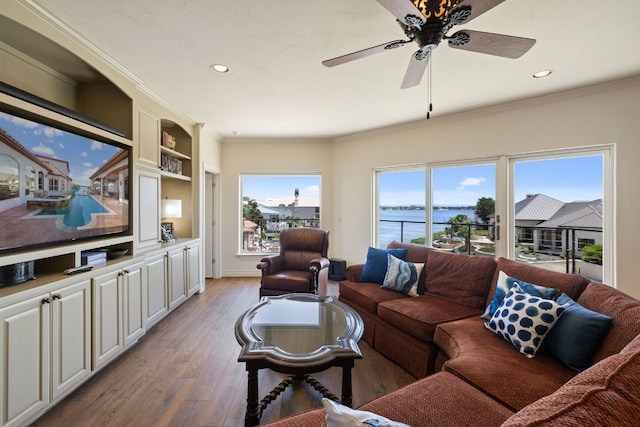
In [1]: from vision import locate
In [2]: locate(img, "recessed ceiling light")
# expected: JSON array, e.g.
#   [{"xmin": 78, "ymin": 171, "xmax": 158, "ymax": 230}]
[
  {"xmin": 210, "ymin": 64, "xmax": 229, "ymax": 74},
  {"xmin": 533, "ymin": 69, "xmax": 552, "ymax": 78}
]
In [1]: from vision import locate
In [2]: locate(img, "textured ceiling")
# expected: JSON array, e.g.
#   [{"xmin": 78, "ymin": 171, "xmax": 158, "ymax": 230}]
[{"xmin": 30, "ymin": 0, "xmax": 640, "ymax": 139}]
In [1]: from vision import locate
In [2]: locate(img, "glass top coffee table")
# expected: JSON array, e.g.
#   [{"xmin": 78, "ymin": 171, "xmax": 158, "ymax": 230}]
[{"xmin": 235, "ymin": 293, "xmax": 363, "ymax": 427}]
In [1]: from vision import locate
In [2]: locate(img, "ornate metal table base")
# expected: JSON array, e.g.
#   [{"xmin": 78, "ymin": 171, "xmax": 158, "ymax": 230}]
[
  {"xmin": 235, "ymin": 295, "xmax": 363, "ymax": 427},
  {"xmin": 244, "ymin": 361, "xmax": 354, "ymax": 427}
]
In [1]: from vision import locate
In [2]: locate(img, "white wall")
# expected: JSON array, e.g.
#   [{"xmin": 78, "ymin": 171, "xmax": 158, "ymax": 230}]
[{"xmin": 220, "ymin": 138, "xmax": 334, "ymax": 276}]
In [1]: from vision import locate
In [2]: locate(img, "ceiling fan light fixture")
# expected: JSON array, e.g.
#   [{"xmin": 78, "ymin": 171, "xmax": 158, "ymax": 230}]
[
  {"xmin": 412, "ymin": 0, "xmax": 462, "ymax": 21},
  {"xmin": 210, "ymin": 64, "xmax": 229, "ymax": 74},
  {"xmin": 533, "ymin": 69, "xmax": 552, "ymax": 78}
]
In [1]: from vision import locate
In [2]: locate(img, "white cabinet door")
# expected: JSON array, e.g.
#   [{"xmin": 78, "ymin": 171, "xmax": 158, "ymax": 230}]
[
  {"xmin": 168, "ymin": 247, "xmax": 186, "ymax": 310},
  {"xmin": 186, "ymin": 242, "xmax": 201, "ymax": 296},
  {"xmin": 0, "ymin": 294, "xmax": 50, "ymax": 427},
  {"xmin": 123, "ymin": 261, "xmax": 146, "ymax": 347},
  {"xmin": 137, "ymin": 107, "xmax": 160, "ymax": 168},
  {"xmin": 50, "ymin": 279, "xmax": 91, "ymax": 401},
  {"xmin": 145, "ymin": 252, "xmax": 168, "ymax": 327},
  {"xmin": 92, "ymin": 270, "xmax": 123, "ymax": 369},
  {"xmin": 137, "ymin": 168, "xmax": 161, "ymax": 250}
]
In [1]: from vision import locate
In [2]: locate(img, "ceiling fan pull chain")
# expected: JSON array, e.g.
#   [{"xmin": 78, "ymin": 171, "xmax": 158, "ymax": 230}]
[{"xmin": 427, "ymin": 58, "xmax": 433, "ymax": 119}]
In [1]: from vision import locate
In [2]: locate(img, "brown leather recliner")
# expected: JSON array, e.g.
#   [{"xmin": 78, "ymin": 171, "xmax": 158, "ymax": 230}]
[{"xmin": 257, "ymin": 228, "xmax": 330, "ymax": 297}]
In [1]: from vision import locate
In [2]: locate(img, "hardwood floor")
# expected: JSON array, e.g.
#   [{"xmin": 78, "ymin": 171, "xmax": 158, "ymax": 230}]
[{"xmin": 30, "ymin": 278, "xmax": 415, "ymax": 427}]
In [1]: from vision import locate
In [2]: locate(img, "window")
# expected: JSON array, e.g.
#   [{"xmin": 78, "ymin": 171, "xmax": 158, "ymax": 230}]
[
  {"xmin": 38, "ymin": 171, "xmax": 44, "ymax": 190},
  {"xmin": 431, "ymin": 164, "xmax": 495, "ymax": 255},
  {"xmin": 25, "ymin": 166, "xmax": 35, "ymax": 196},
  {"xmin": 49, "ymin": 178, "xmax": 59, "ymax": 191},
  {"xmin": 378, "ymin": 168, "xmax": 425, "ymax": 249},
  {"xmin": 511, "ymin": 150, "xmax": 610, "ymax": 283},
  {"xmin": 240, "ymin": 174, "xmax": 321, "ymax": 253},
  {"xmin": 0, "ymin": 154, "xmax": 19, "ymax": 200},
  {"xmin": 376, "ymin": 162, "xmax": 496, "ymax": 256}
]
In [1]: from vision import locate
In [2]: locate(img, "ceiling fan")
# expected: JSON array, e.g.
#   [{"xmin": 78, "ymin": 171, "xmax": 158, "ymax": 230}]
[{"xmin": 322, "ymin": 0, "xmax": 536, "ymax": 90}]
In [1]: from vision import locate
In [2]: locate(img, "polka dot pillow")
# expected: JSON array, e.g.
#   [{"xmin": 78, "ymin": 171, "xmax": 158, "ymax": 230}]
[{"xmin": 484, "ymin": 283, "xmax": 569, "ymax": 358}]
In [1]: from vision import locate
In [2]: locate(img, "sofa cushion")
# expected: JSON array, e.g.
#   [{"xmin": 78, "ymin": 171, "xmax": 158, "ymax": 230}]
[
  {"xmin": 424, "ymin": 250, "xmax": 497, "ymax": 309},
  {"xmin": 576, "ymin": 281, "xmax": 640, "ymax": 363},
  {"xmin": 435, "ymin": 316, "xmax": 576, "ymax": 410},
  {"xmin": 358, "ymin": 372, "xmax": 515, "ymax": 427},
  {"xmin": 381, "ymin": 254, "xmax": 423, "ymax": 296},
  {"xmin": 544, "ymin": 293, "xmax": 613, "ymax": 372},
  {"xmin": 486, "ymin": 258, "xmax": 589, "ymax": 308},
  {"xmin": 500, "ymin": 333, "xmax": 640, "ymax": 427},
  {"xmin": 323, "ymin": 398, "xmax": 409, "ymax": 427},
  {"xmin": 484, "ymin": 284, "xmax": 568, "ymax": 358},
  {"xmin": 378, "ymin": 294, "xmax": 482, "ymax": 342},
  {"xmin": 339, "ymin": 281, "xmax": 408, "ymax": 315},
  {"xmin": 482, "ymin": 270, "xmax": 560, "ymax": 320},
  {"xmin": 359, "ymin": 247, "xmax": 408, "ymax": 284}
]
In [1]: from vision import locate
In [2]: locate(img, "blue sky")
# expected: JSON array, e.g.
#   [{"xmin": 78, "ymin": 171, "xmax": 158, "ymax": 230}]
[
  {"xmin": 240, "ymin": 156, "xmax": 603, "ymax": 206},
  {"xmin": 242, "ymin": 175, "xmax": 320, "ymax": 201},
  {"xmin": 0, "ymin": 111, "xmax": 122, "ymax": 187},
  {"xmin": 379, "ymin": 156, "xmax": 603, "ymax": 206}
]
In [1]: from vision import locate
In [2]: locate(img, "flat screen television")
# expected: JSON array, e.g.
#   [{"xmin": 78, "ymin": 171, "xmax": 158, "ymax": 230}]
[{"xmin": 0, "ymin": 89, "xmax": 131, "ymax": 255}]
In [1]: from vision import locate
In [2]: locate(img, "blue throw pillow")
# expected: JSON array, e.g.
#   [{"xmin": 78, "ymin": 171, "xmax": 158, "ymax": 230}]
[
  {"xmin": 482, "ymin": 271, "xmax": 559, "ymax": 320},
  {"xmin": 484, "ymin": 284, "xmax": 568, "ymax": 358},
  {"xmin": 359, "ymin": 247, "xmax": 408, "ymax": 284},
  {"xmin": 544, "ymin": 293, "xmax": 613, "ymax": 372}
]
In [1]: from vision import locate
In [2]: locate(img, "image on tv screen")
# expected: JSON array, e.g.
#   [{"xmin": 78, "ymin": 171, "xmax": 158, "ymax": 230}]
[{"xmin": 0, "ymin": 109, "xmax": 130, "ymax": 253}]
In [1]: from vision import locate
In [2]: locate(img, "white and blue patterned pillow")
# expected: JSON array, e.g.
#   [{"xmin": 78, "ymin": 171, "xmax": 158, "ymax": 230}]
[
  {"xmin": 323, "ymin": 398, "xmax": 410, "ymax": 427},
  {"xmin": 484, "ymin": 283, "xmax": 568, "ymax": 358},
  {"xmin": 482, "ymin": 271, "xmax": 560, "ymax": 320},
  {"xmin": 381, "ymin": 254, "xmax": 423, "ymax": 297}
]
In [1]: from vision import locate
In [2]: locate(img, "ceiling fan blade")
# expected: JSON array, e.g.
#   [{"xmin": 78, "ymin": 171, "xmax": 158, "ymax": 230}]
[
  {"xmin": 401, "ymin": 50, "xmax": 430, "ymax": 89},
  {"xmin": 375, "ymin": 0, "xmax": 425, "ymax": 26},
  {"xmin": 322, "ymin": 40, "xmax": 408, "ymax": 67},
  {"xmin": 454, "ymin": 0, "xmax": 506, "ymax": 23},
  {"xmin": 448, "ymin": 30, "xmax": 535, "ymax": 59}
]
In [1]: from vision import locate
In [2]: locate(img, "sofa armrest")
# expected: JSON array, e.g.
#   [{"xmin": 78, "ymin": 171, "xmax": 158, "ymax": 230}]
[{"xmin": 346, "ymin": 264, "xmax": 364, "ymax": 282}]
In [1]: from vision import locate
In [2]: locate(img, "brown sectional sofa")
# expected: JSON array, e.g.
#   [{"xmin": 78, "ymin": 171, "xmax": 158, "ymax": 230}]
[{"xmin": 265, "ymin": 241, "xmax": 640, "ymax": 426}]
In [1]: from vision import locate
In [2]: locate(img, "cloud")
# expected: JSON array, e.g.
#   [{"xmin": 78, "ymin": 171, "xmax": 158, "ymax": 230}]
[
  {"xmin": 459, "ymin": 177, "xmax": 486, "ymax": 188},
  {"xmin": 91, "ymin": 140, "xmax": 104, "ymax": 151},
  {"xmin": 299, "ymin": 185, "xmax": 320, "ymax": 196},
  {"xmin": 0, "ymin": 113, "xmax": 39, "ymax": 129},
  {"xmin": 43, "ymin": 127, "xmax": 63, "ymax": 138},
  {"xmin": 81, "ymin": 151, "xmax": 88, "ymax": 157},
  {"xmin": 31, "ymin": 143, "xmax": 56, "ymax": 156},
  {"xmin": 83, "ymin": 161, "xmax": 93, "ymax": 167}
]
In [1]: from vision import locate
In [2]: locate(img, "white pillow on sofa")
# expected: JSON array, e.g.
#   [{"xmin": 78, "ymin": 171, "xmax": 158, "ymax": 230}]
[{"xmin": 323, "ymin": 398, "xmax": 410, "ymax": 427}]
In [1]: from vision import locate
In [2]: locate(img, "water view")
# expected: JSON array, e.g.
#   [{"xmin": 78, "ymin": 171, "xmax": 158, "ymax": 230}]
[{"xmin": 379, "ymin": 207, "xmax": 476, "ymax": 248}]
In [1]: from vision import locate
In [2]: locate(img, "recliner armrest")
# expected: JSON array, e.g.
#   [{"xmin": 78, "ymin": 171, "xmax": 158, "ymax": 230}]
[
  {"xmin": 310, "ymin": 257, "xmax": 330, "ymax": 271},
  {"xmin": 257, "ymin": 255, "xmax": 284, "ymax": 275}
]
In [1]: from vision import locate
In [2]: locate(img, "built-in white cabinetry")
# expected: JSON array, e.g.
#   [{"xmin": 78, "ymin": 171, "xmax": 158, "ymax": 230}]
[
  {"xmin": 144, "ymin": 252, "xmax": 168, "ymax": 328},
  {"xmin": 168, "ymin": 247, "xmax": 187, "ymax": 310},
  {"xmin": 186, "ymin": 242, "xmax": 202, "ymax": 296},
  {"xmin": 0, "ymin": 279, "xmax": 91, "ymax": 427},
  {"xmin": 92, "ymin": 261, "xmax": 146, "ymax": 370},
  {"xmin": 137, "ymin": 107, "xmax": 161, "ymax": 168},
  {"xmin": 168, "ymin": 241, "xmax": 202, "ymax": 310},
  {"xmin": 136, "ymin": 167, "xmax": 162, "ymax": 251},
  {"xmin": 122, "ymin": 261, "xmax": 146, "ymax": 347},
  {"xmin": 92, "ymin": 269, "xmax": 123, "ymax": 369}
]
